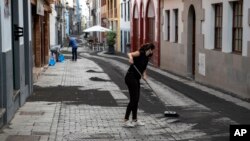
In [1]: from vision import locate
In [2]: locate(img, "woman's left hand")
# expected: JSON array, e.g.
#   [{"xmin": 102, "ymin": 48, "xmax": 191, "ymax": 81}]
[{"xmin": 143, "ymin": 73, "xmax": 147, "ymax": 80}]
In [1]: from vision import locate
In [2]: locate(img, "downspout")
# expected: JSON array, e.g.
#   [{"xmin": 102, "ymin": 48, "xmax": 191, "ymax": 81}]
[{"xmin": 157, "ymin": 0, "xmax": 161, "ymax": 67}]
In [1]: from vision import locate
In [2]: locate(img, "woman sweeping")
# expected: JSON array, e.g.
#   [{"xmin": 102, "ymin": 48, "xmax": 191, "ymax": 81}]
[{"xmin": 124, "ymin": 43, "xmax": 155, "ymax": 127}]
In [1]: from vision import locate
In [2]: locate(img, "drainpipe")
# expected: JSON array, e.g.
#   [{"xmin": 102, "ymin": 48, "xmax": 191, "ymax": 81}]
[{"xmin": 157, "ymin": 0, "xmax": 161, "ymax": 67}]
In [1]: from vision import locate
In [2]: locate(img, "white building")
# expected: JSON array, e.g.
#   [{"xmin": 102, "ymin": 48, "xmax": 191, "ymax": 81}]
[
  {"xmin": 50, "ymin": 4, "xmax": 58, "ymax": 46},
  {"xmin": 0, "ymin": 0, "xmax": 33, "ymax": 127},
  {"xmin": 120, "ymin": 0, "xmax": 131, "ymax": 53}
]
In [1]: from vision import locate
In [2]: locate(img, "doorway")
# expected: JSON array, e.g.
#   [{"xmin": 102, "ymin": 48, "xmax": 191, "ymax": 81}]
[
  {"xmin": 133, "ymin": 4, "xmax": 139, "ymax": 51},
  {"xmin": 11, "ymin": 0, "xmax": 21, "ymax": 91},
  {"xmin": 133, "ymin": 18, "xmax": 139, "ymax": 51},
  {"xmin": 140, "ymin": 4, "xmax": 144, "ymax": 46},
  {"xmin": 187, "ymin": 5, "xmax": 196, "ymax": 78}
]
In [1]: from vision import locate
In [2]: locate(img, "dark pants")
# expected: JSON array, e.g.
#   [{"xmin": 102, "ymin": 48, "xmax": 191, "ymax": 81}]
[
  {"xmin": 72, "ymin": 48, "xmax": 77, "ymax": 61},
  {"xmin": 125, "ymin": 72, "xmax": 140, "ymax": 120}
]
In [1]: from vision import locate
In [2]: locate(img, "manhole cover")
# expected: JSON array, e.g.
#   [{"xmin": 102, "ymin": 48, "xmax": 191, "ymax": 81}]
[
  {"xmin": 89, "ymin": 77, "xmax": 109, "ymax": 82},
  {"xmin": 19, "ymin": 111, "xmax": 44, "ymax": 116},
  {"xmin": 6, "ymin": 135, "xmax": 40, "ymax": 141}
]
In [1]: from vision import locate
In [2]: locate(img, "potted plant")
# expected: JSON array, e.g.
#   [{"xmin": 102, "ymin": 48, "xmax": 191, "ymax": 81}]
[{"xmin": 106, "ymin": 31, "xmax": 116, "ymax": 54}]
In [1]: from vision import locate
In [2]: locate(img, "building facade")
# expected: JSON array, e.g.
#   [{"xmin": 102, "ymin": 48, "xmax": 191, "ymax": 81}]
[
  {"xmin": 0, "ymin": 0, "xmax": 33, "ymax": 127},
  {"xmin": 131, "ymin": 0, "xmax": 161, "ymax": 66},
  {"xmin": 107, "ymin": 0, "xmax": 121, "ymax": 52},
  {"xmin": 50, "ymin": 4, "xmax": 58, "ymax": 46},
  {"xmin": 31, "ymin": 0, "xmax": 52, "ymax": 82},
  {"xmin": 120, "ymin": 0, "xmax": 131, "ymax": 53},
  {"xmin": 55, "ymin": 0, "xmax": 67, "ymax": 46},
  {"xmin": 160, "ymin": 0, "xmax": 250, "ymax": 98},
  {"xmin": 100, "ymin": 0, "xmax": 108, "ymax": 43}
]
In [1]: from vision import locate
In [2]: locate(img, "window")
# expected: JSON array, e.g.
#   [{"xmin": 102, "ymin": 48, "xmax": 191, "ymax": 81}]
[
  {"xmin": 128, "ymin": 31, "xmax": 130, "ymax": 43},
  {"xmin": 128, "ymin": 1, "xmax": 130, "ymax": 21},
  {"xmin": 214, "ymin": 3, "xmax": 223, "ymax": 50},
  {"xmin": 174, "ymin": 9, "xmax": 178, "ymax": 42},
  {"xmin": 124, "ymin": 31, "xmax": 127, "ymax": 49},
  {"xmin": 121, "ymin": 3, "xmax": 123, "ymax": 18},
  {"xmin": 101, "ymin": 0, "xmax": 106, "ymax": 6},
  {"xmin": 121, "ymin": 30, "xmax": 123, "ymax": 49},
  {"xmin": 232, "ymin": 0, "xmax": 243, "ymax": 53},
  {"xmin": 125, "ymin": 3, "xmax": 127, "ymax": 21},
  {"xmin": 114, "ymin": 0, "xmax": 117, "ymax": 8},
  {"xmin": 165, "ymin": 10, "xmax": 170, "ymax": 41}
]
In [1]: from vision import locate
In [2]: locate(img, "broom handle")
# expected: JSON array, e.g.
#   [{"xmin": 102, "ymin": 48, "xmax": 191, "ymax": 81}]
[
  {"xmin": 133, "ymin": 65, "xmax": 176, "ymax": 112},
  {"xmin": 133, "ymin": 65, "xmax": 160, "ymax": 98}
]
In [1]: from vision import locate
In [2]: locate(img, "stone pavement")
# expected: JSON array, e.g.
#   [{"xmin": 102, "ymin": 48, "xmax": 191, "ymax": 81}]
[{"xmin": 0, "ymin": 52, "xmax": 208, "ymax": 141}]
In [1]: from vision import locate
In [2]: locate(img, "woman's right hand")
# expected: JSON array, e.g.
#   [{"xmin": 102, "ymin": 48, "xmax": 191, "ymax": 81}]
[
  {"xmin": 127, "ymin": 51, "xmax": 140, "ymax": 64},
  {"xmin": 128, "ymin": 53, "xmax": 134, "ymax": 64},
  {"xmin": 129, "ymin": 58, "xmax": 134, "ymax": 64}
]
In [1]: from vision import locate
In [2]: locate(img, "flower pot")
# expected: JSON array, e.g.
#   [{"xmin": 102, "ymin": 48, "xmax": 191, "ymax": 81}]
[{"xmin": 108, "ymin": 45, "xmax": 115, "ymax": 54}]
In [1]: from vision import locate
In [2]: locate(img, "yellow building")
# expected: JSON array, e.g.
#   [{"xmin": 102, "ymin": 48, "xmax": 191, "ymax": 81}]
[{"xmin": 106, "ymin": 0, "xmax": 121, "ymax": 52}]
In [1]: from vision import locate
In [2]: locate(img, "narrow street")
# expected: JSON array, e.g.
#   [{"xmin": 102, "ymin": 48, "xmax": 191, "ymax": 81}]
[{"xmin": 0, "ymin": 47, "xmax": 249, "ymax": 141}]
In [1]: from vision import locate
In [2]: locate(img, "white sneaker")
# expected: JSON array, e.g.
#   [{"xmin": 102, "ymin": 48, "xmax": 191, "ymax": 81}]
[
  {"xmin": 123, "ymin": 121, "xmax": 135, "ymax": 128},
  {"xmin": 132, "ymin": 120, "xmax": 145, "ymax": 126}
]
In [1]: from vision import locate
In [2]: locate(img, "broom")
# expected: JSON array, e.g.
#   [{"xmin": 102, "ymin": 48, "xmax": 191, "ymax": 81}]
[{"xmin": 133, "ymin": 65, "xmax": 179, "ymax": 117}]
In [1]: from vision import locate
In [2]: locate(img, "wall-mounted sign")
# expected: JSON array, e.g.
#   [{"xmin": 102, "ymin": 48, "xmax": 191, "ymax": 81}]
[
  {"xmin": 37, "ymin": 0, "xmax": 44, "ymax": 16},
  {"xmin": 4, "ymin": 0, "xmax": 10, "ymax": 17},
  {"xmin": 198, "ymin": 53, "xmax": 206, "ymax": 76}
]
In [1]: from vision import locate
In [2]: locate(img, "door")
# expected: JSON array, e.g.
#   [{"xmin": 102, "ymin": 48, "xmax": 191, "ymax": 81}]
[
  {"xmin": 187, "ymin": 5, "xmax": 196, "ymax": 78},
  {"xmin": 133, "ymin": 18, "xmax": 139, "ymax": 51},
  {"xmin": 192, "ymin": 10, "xmax": 196, "ymax": 75},
  {"xmin": 11, "ymin": 0, "xmax": 21, "ymax": 91},
  {"xmin": 41, "ymin": 16, "xmax": 46, "ymax": 66},
  {"xmin": 147, "ymin": 17, "xmax": 155, "ymax": 43},
  {"xmin": 0, "ymin": 4, "xmax": 5, "ymax": 126},
  {"xmin": 140, "ymin": 5, "xmax": 144, "ymax": 46}
]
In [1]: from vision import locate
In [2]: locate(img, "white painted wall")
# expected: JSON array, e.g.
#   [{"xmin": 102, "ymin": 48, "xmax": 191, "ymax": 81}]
[
  {"xmin": 120, "ymin": 0, "xmax": 131, "ymax": 30},
  {"xmin": 50, "ymin": 4, "xmax": 57, "ymax": 46},
  {"xmin": 28, "ymin": 0, "xmax": 32, "ymax": 41},
  {"xmin": 162, "ymin": 0, "xmax": 184, "ymax": 44},
  {"xmin": 242, "ymin": 0, "xmax": 250, "ymax": 56},
  {"xmin": 202, "ymin": 0, "xmax": 250, "ymax": 56},
  {"xmin": 120, "ymin": 0, "xmax": 131, "ymax": 52},
  {"xmin": 0, "ymin": 0, "xmax": 12, "ymax": 52},
  {"xmin": 18, "ymin": 0, "xmax": 24, "ymax": 45}
]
